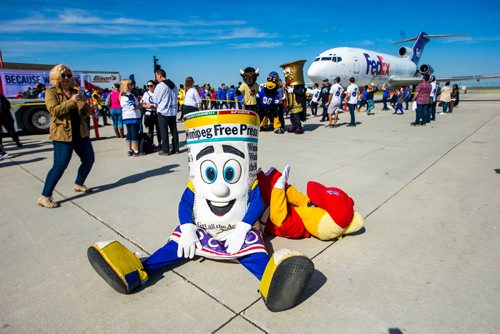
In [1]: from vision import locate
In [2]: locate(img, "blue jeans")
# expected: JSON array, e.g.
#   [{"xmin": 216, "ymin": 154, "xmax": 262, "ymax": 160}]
[
  {"xmin": 110, "ymin": 108, "xmax": 123, "ymax": 130},
  {"xmin": 321, "ymin": 102, "xmax": 328, "ymax": 120},
  {"xmin": 367, "ymin": 100, "xmax": 375, "ymax": 112},
  {"xmin": 42, "ymin": 138, "xmax": 95, "ymax": 197},
  {"xmin": 442, "ymin": 102, "xmax": 449, "ymax": 113},
  {"xmin": 395, "ymin": 103, "xmax": 404, "ymax": 114},
  {"xmin": 382, "ymin": 97, "xmax": 388, "ymax": 110},
  {"xmin": 125, "ymin": 122, "xmax": 140, "ymax": 143},
  {"xmin": 415, "ymin": 104, "xmax": 429, "ymax": 125},
  {"xmin": 348, "ymin": 103, "xmax": 356, "ymax": 125}
]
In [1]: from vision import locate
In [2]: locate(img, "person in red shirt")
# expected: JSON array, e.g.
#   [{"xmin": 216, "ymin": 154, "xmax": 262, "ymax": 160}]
[{"xmin": 411, "ymin": 74, "xmax": 432, "ymax": 126}]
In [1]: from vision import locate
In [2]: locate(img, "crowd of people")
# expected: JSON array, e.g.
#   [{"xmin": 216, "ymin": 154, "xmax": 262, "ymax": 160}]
[
  {"xmin": 0, "ymin": 62, "xmax": 467, "ymax": 207},
  {"xmin": 2, "ymin": 64, "xmax": 462, "ymax": 167},
  {"xmin": 310, "ymin": 75, "xmax": 461, "ymax": 128}
]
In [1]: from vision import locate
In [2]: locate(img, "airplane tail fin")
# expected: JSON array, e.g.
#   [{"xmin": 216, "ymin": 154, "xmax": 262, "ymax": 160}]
[{"xmin": 393, "ymin": 32, "xmax": 466, "ymax": 66}]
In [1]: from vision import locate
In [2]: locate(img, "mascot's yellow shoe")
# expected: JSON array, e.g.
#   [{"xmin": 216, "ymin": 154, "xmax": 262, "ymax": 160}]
[
  {"xmin": 259, "ymin": 249, "xmax": 314, "ymax": 312},
  {"xmin": 87, "ymin": 240, "xmax": 148, "ymax": 294}
]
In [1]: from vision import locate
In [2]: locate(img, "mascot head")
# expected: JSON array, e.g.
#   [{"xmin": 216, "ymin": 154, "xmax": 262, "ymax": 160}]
[
  {"xmin": 265, "ymin": 71, "xmax": 280, "ymax": 90},
  {"xmin": 240, "ymin": 67, "xmax": 260, "ymax": 86},
  {"xmin": 280, "ymin": 60, "xmax": 306, "ymax": 86},
  {"xmin": 306, "ymin": 182, "xmax": 354, "ymax": 229},
  {"xmin": 296, "ymin": 181, "xmax": 363, "ymax": 240},
  {"xmin": 184, "ymin": 110, "xmax": 260, "ymax": 236}
]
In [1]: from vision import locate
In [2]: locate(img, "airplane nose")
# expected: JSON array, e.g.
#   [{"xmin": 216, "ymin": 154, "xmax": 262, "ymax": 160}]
[{"xmin": 307, "ymin": 62, "xmax": 327, "ymax": 84}]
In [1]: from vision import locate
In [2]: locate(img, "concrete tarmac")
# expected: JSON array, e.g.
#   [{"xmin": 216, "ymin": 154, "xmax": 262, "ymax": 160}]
[{"xmin": 1, "ymin": 94, "xmax": 499, "ymax": 333}]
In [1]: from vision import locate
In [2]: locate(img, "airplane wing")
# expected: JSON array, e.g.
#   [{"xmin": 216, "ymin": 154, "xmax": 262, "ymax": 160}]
[
  {"xmin": 387, "ymin": 75, "xmax": 500, "ymax": 87},
  {"xmin": 433, "ymin": 75, "xmax": 500, "ymax": 83}
]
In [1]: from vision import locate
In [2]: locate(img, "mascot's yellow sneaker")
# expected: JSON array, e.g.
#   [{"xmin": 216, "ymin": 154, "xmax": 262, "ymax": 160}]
[
  {"xmin": 259, "ymin": 249, "xmax": 314, "ymax": 312},
  {"xmin": 87, "ymin": 240, "xmax": 148, "ymax": 294}
]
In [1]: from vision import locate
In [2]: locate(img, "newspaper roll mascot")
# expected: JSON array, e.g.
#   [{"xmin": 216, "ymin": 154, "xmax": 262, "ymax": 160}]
[
  {"xmin": 257, "ymin": 71, "xmax": 285, "ymax": 134},
  {"xmin": 87, "ymin": 110, "xmax": 314, "ymax": 312},
  {"xmin": 257, "ymin": 165, "xmax": 364, "ymax": 240},
  {"xmin": 281, "ymin": 60, "xmax": 307, "ymax": 134},
  {"xmin": 235, "ymin": 67, "xmax": 259, "ymax": 111}
]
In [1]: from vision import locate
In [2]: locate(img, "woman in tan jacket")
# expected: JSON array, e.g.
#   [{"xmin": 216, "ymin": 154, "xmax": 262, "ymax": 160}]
[
  {"xmin": 438, "ymin": 81, "xmax": 452, "ymax": 113},
  {"xmin": 38, "ymin": 64, "xmax": 95, "ymax": 208}
]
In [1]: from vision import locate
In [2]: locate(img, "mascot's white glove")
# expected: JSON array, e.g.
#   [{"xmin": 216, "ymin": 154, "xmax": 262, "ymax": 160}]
[
  {"xmin": 177, "ymin": 224, "xmax": 202, "ymax": 259},
  {"xmin": 274, "ymin": 165, "xmax": 291, "ymax": 190},
  {"xmin": 223, "ymin": 222, "xmax": 252, "ymax": 254}
]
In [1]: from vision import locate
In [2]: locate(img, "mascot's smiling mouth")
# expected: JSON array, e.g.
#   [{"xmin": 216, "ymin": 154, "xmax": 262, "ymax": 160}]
[{"xmin": 207, "ymin": 199, "xmax": 236, "ymax": 216}]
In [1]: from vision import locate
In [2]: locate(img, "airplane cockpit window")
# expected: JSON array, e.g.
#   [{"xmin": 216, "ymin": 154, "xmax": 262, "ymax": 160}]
[
  {"xmin": 314, "ymin": 57, "xmax": 320, "ymax": 62},
  {"xmin": 337, "ymin": 57, "xmax": 342, "ymax": 62},
  {"xmin": 332, "ymin": 57, "xmax": 337, "ymax": 62},
  {"xmin": 321, "ymin": 57, "xmax": 332, "ymax": 61}
]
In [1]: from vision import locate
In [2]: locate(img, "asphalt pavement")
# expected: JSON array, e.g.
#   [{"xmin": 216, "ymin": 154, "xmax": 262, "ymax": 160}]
[{"xmin": 0, "ymin": 94, "xmax": 499, "ymax": 333}]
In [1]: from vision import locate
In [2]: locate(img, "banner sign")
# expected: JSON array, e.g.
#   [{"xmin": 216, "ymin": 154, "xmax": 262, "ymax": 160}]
[
  {"xmin": 0, "ymin": 69, "xmax": 84, "ymax": 97},
  {"xmin": 84, "ymin": 72, "xmax": 120, "ymax": 90}
]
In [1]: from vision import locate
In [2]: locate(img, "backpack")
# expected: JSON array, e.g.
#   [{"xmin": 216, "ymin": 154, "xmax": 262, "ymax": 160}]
[{"xmin": 138, "ymin": 133, "xmax": 154, "ymax": 155}]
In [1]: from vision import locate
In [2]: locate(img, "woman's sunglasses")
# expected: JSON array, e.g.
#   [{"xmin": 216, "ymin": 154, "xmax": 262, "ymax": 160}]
[{"xmin": 61, "ymin": 73, "xmax": 72, "ymax": 79}]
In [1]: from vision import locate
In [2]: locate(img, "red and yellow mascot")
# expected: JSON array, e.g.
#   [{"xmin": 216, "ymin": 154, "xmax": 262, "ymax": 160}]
[{"xmin": 257, "ymin": 165, "xmax": 363, "ymax": 240}]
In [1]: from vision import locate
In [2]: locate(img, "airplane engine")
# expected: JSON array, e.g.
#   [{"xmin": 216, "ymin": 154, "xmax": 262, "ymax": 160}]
[
  {"xmin": 418, "ymin": 64, "xmax": 434, "ymax": 76},
  {"xmin": 398, "ymin": 46, "xmax": 413, "ymax": 59}
]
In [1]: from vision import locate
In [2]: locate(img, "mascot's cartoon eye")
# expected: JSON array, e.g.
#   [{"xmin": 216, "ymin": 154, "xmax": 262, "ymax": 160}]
[
  {"xmin": 200, "ymin": 160, "xmax": 217, "ymax": 184},
  {"xmin": 283, "ymin": 68, "xmax": 291, "ymax": 75},
  {"xmin": 223, "ymin": 159, "xmax": 241, "ymax": 184}
]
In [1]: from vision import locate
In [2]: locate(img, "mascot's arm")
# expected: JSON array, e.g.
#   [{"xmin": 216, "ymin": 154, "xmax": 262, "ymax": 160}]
[
  {"xmin": 284, "ymin": 185, "xmax": 309, "ymax": 207},
  {"xmin": 178, "ymin": 182, "xmax": 195, "ymax": 225},
  {"xmin": 242, "ymin": 181, "xmax": 265, "ymax": 225},
  {"xmin": 177, "ymin": 182, "xmax": 201, "ymax": 258}
]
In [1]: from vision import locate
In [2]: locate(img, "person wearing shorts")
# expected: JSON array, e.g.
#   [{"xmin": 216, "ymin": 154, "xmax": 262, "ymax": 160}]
[{"xmin": 325, "ymin": 77, "xmax": 344, "ymax": 128}]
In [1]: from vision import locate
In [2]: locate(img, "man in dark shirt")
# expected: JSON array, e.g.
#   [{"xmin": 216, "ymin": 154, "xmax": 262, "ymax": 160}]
[
  {"xmin": 319, "ymin": 79, "xmax": 331, "ymax": 121},
  {"xmin": 411, "ymin": 74, "xmax": 432, "ymax": 126}
]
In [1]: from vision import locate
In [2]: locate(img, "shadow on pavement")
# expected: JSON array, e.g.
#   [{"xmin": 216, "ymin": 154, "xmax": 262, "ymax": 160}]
[
  {"xmin": 0, "ymin": 157, "xmax": 46, "ymax": 168},
  {"xmin": 58, "ymin": 163, "xmax": 180, "ymax": 204},
  {"xmin": 297, "ymin": 269, "xmax": 327, "ymax": 306},
  {"xmin": 6, "ymin": 147, "xmax": 55, "ymax": 158}
]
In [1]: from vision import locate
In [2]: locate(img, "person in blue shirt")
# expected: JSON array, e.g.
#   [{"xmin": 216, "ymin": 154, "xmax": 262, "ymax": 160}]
[
  {"xmin": 227, "ymin": 85, "xmax": 236, "ymax": 109},
  {"xmin": 357, "ymin": 86, "xmax": 368, "ymax": 111},
  {"xmin": 215, "ymin": 88, "xmax": 221, "ymax": 109},
  {"xmin": 404, "ymin": 86, "xmax": 412, "ymax": 110},
  {"xmin": 200, "ymin": 86, "xmax": 206, "ymax": 110},
  {"xmin": 382, "ymin": 85, "xmax": 390, "ymax": 111},
  {"xmin": 218, "ymin": 84, "xmax": 228, "ymax": 109}
]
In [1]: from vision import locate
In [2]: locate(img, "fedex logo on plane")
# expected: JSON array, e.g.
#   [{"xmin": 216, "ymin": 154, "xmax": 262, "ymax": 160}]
[{"xmin": 363, "ymin": 53, "xmax": 390, "ymax": 76}]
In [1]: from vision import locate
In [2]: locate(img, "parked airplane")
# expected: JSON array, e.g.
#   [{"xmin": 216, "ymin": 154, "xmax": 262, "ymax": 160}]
[{"xmin": 307, "ymin": 32, "xmax": 500, "ymax": 88}]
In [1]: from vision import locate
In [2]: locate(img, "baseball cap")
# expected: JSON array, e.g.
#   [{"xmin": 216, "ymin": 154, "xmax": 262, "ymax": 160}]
[
  {"xmin": 322, "ymin": 78, "xmax": 329, "ymax": 82},
  {"xmin": 306, "ymin": 181, "xmax": 354, "ymax": 229}
]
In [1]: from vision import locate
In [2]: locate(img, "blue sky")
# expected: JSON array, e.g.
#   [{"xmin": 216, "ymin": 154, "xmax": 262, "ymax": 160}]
[{"xmin": 1, "ymin": 0, "xmax": 500, "ymax": 87}]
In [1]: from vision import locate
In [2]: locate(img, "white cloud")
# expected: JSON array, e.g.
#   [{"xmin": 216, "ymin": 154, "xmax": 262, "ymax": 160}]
[
  {"xmin": 359, "ymin": 39, "xmax": 375, "ymax": 46},
  {"xmin": 214, "ymin": 28, "xmax": 279, "ymax": 40},
  {"xmin": 232, "ymin": 42, "xmax": 283, "ymax": 49},
  {"xmin": 0, "ymin": 39, "xmax": 213, "ymax": 56},
  {"xmin": 443, "ymin": 35, "xmax": 500, "ymax": 44},
  {"xmin": 0, "ymin": 9, "xmax": 247, "ymax": 34}
]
